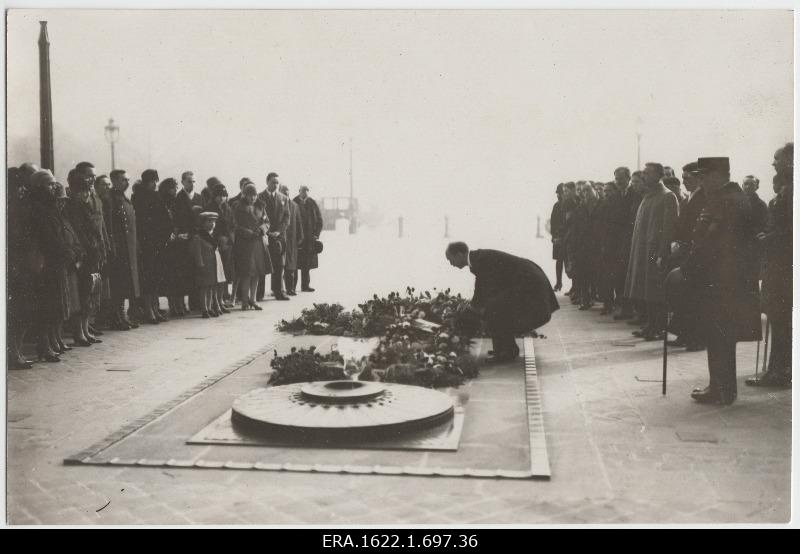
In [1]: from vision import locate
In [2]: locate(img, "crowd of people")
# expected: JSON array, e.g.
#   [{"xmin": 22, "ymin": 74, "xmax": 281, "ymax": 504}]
[
  {"xmin": 549, "ymin": 143, "xmax": 793, "ymax": 404},
  {"xmin": 6, "ymin": 163, "xmax": 324, "ymax": 369}
]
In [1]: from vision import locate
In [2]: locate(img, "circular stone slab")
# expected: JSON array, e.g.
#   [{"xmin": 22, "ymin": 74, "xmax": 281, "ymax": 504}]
[{"xmin": 231, "ymin": 381, "xmax": 455, "ymax": 442}]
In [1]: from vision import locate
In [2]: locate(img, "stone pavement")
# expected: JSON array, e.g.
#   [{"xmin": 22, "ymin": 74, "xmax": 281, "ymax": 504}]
[{"xmin": 6, "ymin": 287, "xmax": 793, "ymax": 525}]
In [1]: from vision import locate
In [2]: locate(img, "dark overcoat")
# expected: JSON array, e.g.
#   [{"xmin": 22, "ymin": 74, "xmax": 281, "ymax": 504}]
[
  {"xmin": 624, "ymin": 184, "xmax": 679, "ymax": 303},
  {"xmin": 549, "ymin": 200, "xmax": 566, "ymax": 260},
  {"xmin": 31, "ymin": 195, "xmax": 71, "ymax": 324},
  {"xmin": 188, "ymin": 232, "xmax": 219, "ymax": 288},
  {"xmin": 232, "ymin": 201, "xmax": 272, "ymax": 278},
  {"xmin": 209, "ymin": 200, "xmax": 236, "ymax": 282},
  {"xmin": 599, "ymin": 191, "xmax": 627, "ymax": 277},
  {"xmin": 469, "ymin": 249, "xmax": 560, "ymax": 335},
  {"xmin": 133, "ymin": 188, "xmax": 173, "ymax": 295},
  {"xmin": 569, "ymin": 200, "xmax": 601, "ymax": 277},
  {"xmin": 762, "ymin": 190, "xmax": 792, "ymax": 321},
  {"xmin": 681, "ymin": 182, "xmax": 761, "ymax": 342},
  {"xmin": 173, "ymin": 189, "xmax": 196, "ymax": 235},
  {"xmin": 107, "ymin": 190, "xmax": 140, "ymax": 298},
  {"xmin": 284, "ymin": 198, "xmax": 304, "ymax": 271},
  {"xmin": 294, "ymin": 196, "xmax": 323, "ymax": 270}
]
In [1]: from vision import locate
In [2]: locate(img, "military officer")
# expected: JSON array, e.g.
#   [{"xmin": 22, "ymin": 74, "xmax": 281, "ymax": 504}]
[{"xmin": 667, "ymin": 157, "xmax": 761, "ymax": 405}]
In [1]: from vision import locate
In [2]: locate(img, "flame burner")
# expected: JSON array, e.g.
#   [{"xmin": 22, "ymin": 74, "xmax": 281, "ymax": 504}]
[{"xmin": 231, "ymin": 380, "xmax": 455, "ymax": 442}]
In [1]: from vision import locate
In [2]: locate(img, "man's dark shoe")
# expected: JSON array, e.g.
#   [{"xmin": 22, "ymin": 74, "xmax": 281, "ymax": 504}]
[
  {"xmin": 692, "ymin": 388, "xmax": 736, "ymax": 405},
  {"xmin": 746, "ymin": 371, "xmax": 789, "ymax": 388},
  {"xmin": 274, "ymin": 294, "xmax": 291, "ymax": 301},
  {"xmin": 691, "ymin": 385, "xmax": 711, "ymax": 396},
  {"xmin": 301, "ymin": 287, "xmax": 315, "ymax": 292},
  {"xmin": 644, "ymin": 331, "xmax": 665, "ymax": 342},
  {"xmin": 692, "ymin": 388, "xmax": 722, "ymax": 404}
]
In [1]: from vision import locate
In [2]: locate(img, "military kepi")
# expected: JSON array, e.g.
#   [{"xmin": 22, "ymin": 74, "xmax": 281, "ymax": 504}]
[{"xmin": 697, "ymin": 157, "xmax": 730, "ymax": 173}]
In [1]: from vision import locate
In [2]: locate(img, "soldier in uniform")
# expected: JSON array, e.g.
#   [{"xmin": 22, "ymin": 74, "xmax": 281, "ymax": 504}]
[
  {"xmin": 667, "ymin": 157, "xmax": 761, "ymax": 405},
  {"xmin": 666, "ymin": 162, "xmax": 707, "ymax": 351},
  {"xmin": 107, "ymin": 169, "xmax": 140, "ymax": 330}
]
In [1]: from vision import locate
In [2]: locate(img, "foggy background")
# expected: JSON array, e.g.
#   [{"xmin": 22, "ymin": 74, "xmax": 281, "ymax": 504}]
[{"xmin": 6, "ymin": 9, "xmax": 794, "ymax": 280}]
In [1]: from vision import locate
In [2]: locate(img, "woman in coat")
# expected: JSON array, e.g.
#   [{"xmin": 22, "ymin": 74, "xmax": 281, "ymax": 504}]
[
  {"xmin": 133, "ymin": 171, "xmax": 174, "ymax": 324},
  {"xmin": 233, "ymin": 183, "xmax": 271, "ymax": 310},
  {"xmin": 65, "ymin": 169, "xmax": 103, "ymax": 346}
]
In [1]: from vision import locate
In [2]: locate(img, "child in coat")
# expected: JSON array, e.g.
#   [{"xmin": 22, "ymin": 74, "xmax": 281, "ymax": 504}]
[{"xmin": 189, "ymin": 212, "xmax": 224, "ymax": 318}]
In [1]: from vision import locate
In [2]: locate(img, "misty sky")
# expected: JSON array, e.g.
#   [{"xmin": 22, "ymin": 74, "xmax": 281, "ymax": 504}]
[{"xmin": 6, "ymin": 9, "xmax": 793, "ymax": 232}]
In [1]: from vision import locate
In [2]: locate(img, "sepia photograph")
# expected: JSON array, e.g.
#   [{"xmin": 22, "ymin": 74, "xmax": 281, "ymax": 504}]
[{"xmin": 3, "ymin": 3, "xmax": 795, "ymax": 527}]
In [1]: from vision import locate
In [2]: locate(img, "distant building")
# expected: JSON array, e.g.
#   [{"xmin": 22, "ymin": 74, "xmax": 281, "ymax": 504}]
[{"xmin": 320, "ymin": 196, "xmax": 359, "ymax": 234}]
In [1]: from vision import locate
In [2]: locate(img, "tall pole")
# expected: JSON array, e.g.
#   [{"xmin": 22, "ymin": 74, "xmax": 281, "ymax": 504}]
[
  {"xmin": 636, "ymin": 132, "xmax": 642, "ymax": 171},
  {"xmin": 111, "ymin": 142, "xmax": 116, "ymax": 170},
  {"xmin": 349, "ymin": 137, "xmax": 353, "ymax": 203},
  {"xmin": 38, "ymin": 21, "xmax": 54, "ymax": 171}
]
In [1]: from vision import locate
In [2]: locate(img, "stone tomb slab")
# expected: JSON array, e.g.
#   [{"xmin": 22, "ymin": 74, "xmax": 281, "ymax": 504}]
[
  {"xmin": 65, "ymin": 337, "xmax": 550, "ymax": 479},
  {"xmin": 188, "ymin": 408, "xmax": 466, "ymax": 451}
]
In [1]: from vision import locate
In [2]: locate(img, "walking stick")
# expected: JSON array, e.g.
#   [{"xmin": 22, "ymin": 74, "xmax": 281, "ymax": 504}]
[
  {"xmin": 662, "ymin": 279, "xmax": 669, "ymax": 396},
  {"xmin": 662, "ymin": 305, "xmax": 669, "ymax": 396},
  {"xmin": 761, "ymin": 316, "xmax": 770, "ymax": 374}
]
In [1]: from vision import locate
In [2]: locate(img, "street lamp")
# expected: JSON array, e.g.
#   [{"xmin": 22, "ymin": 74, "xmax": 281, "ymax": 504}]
[{"xmin": 104, "ymin": 117, "xmax": 120, "ymax": 170}]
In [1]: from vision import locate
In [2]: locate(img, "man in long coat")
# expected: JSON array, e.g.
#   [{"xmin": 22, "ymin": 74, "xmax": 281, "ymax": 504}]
[
  {"xmin": 549, "ymin": 184, "xmax": 567, "ymax": 292},
  {"xmin": 669, "ymin": 157, "xmax": 761, "ymax": 405},
  {"xmin": 258, "ymin": 172, "xmax": 291, "ymax": 300},
  {"xmin": 293, "ymin": 186, "xmax": 323, "ymax": 292},
  {"xmin": 76, "ymin": 162, "xmax": 111, "ymax": 334},
  {"xmin": 612, "ymin": 167, "xmax": 641, "ymax": 320},
  {"xmin": 107, "ymin": 169, "xmax": 140, "ymax": 330},
  {"xmin": 446, "ymin": 242, "xmax": 560, "ymax": 362},
  {"xmin": 623, "ymin": 162, "xmax": 679, "ymax": 340},
  {"xmin": 279, "ymin": 185, "xmax": 304, "ymax": 295},
  {"xmin": 599, "ymin": 180, "xmax": 627, "ymax": 314},
  {"xmin": 747, "ymin": 144, "xmax": 793, "ymax": 388}
]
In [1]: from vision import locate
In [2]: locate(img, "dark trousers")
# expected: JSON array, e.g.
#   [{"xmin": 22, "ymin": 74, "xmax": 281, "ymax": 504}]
[
  {"xmin": 491, "ymin": 334, "xmax": 519, "ymax": 356},
  {"xmin": 284, "ymin": 270, "xmax": 297, "ymax": 293},
  {"xmin": 647, "ymin": 302, "xmax": 666, "ymax": 333},
  {"xmin": 706, "ymin": 323, "xmax": 738, "ymax": 397},
  {"xmin": 301, "ymin": 269, "xmax": 311, "ymax": 290},
  {"xmin": 268, "ymin": 242, "xmax": 284, "ymax": 295},
  {"xmin": 555, "ymin": 259, "xmax": 563, "ymax": 286},
  {"xmin": 768, "ymin": 313, "xmax": 791, "ymax": 375},
  {"xmin": 256, "ymin": 276, "xmax": 265, "ymax": 301}
]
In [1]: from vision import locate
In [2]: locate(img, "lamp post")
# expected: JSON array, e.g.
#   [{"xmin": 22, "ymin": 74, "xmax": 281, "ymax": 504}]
[
  {"xmin": 38, "ymin": 21, "xmax": 54, "ymax": 171},
  {"xmin": 104, "ymin": 118, "xmax": 120, "ymax": 170}
]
